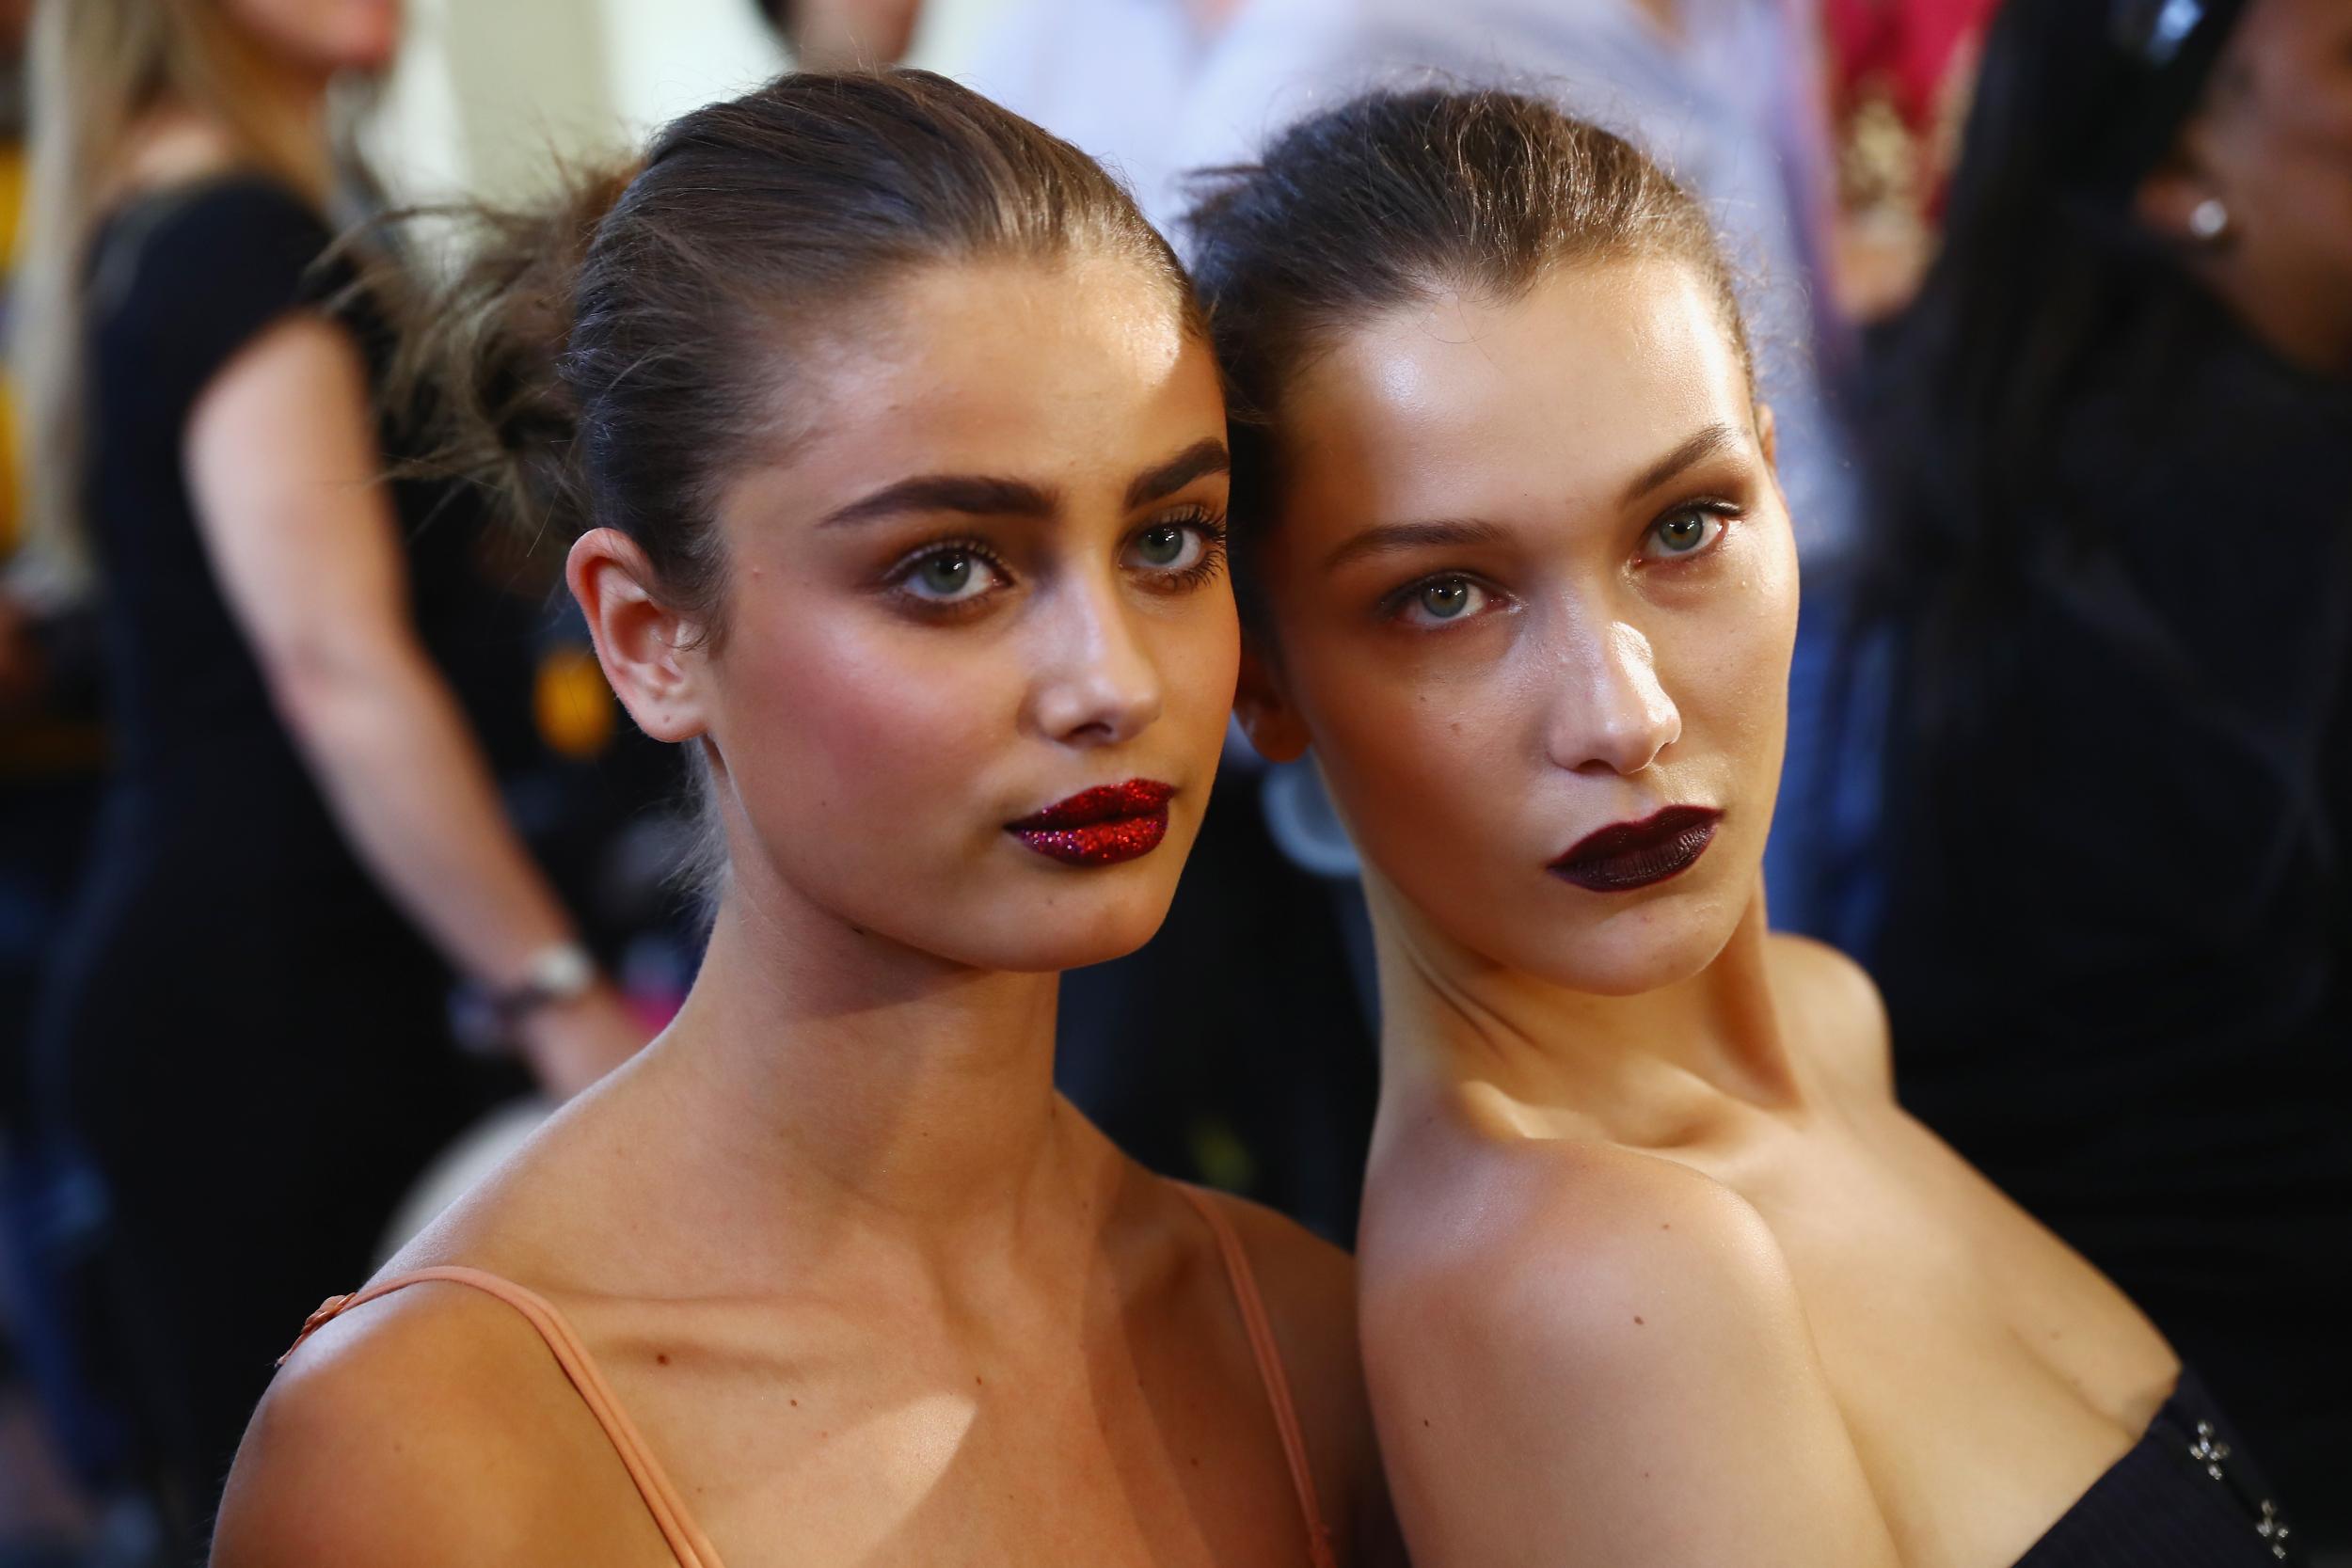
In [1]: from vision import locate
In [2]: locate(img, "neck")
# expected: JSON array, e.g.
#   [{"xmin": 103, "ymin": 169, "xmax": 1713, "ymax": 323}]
[
  {"xmin": 645, "ymin": 864, "xmax": 1079, "ymax": 1247},
  {"xmin": 138, "ymin": 51, "xmax": 336, "ymax": 205},
  {"xmin": 1370, "ymin": 870, "xmax": 1804, "ymax": 1140}
]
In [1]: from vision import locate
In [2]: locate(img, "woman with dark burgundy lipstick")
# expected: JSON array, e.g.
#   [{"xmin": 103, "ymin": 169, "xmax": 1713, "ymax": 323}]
[
  {"xmin": 1187, "ymin": 88, "xmax": 2305, "ymax": 1566},
  {"xmin": 211, "ymin": 71, "xmax": 1400, "ymax": 1567}
]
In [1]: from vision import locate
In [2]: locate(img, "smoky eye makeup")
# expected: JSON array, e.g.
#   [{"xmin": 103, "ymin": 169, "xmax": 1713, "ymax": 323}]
[
  {"xmin": 1124, "ymin": 505, "xmax": 1232, "ymax": 593},
  {"xmin": 880, "ymin": 535, "xmax": 1016, "ymax": 614}
]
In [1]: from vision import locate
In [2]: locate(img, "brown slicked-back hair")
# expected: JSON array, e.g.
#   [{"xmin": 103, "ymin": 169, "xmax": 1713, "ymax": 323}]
[
  {"xmin": 406, "ymin": 68, "xmax": 1198, "ymax": 640},
  {"xmin": 1184, "ymin": 87, "xmax": 1749, "ymax": 624}
]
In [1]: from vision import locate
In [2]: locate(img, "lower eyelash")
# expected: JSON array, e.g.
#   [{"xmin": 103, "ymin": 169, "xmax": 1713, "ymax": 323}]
[
  {"xmin": 1144, "ymin": 515, "xmax": 1231, "ymax": 592},
  {"xmin": 1168, "ymin": 533, "xmax": 1230, "ymax": 590}
]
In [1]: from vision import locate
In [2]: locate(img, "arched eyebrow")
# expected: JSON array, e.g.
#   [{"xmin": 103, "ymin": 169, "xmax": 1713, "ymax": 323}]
[
  {"xmin": 1620, "ymin": 420, "xmax": 1748, "ymax": 505},
  {"xmin": 813, "ymin": 437, "xmax": 1230, "ymax": 530},
  {"xmin": 1125, "ymin": 437, "xmax": 1231, "ymax": 509},
  {"xmin": 818, "ymin": 474, "xmax": 1057, "ymax": 529},
  {"xmin": 1322, "ymin": 518, "xmax": 1507, "ymax": 574}
]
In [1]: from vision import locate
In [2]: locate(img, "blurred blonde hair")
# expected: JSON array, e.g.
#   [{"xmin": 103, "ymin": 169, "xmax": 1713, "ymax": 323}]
[{"xmin": 12, "ymin": 0, "xmax": 329, "ymax": 602}]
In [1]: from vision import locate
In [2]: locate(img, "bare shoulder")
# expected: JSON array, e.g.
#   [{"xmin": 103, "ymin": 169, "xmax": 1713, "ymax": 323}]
[
  {"xmin": 1361, "ymin": 1132, "xmax": 1806, "ymax": 1386},
  {"xmin": 210, "ymin": 1277, "xmax": 658, "ymax": 1568},
  {"xmin": 1184, "ymin": 1188, "xmax": 1405, "ymax": 1565},
  {"xmin": 1358, "ymin": 1129, "xmax": 1897, "ymax": 1566},
  {"xmin": 1769, "ymin": 932, "xmax": 1895, "ymax": 1098}
]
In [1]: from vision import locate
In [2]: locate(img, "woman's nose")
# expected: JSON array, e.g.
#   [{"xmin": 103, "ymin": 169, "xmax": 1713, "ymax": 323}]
[
  {"xmin": 1545, "ymin": 616, "xmax": 1679, "ymax": 777},
  {"xmin": 1025, "ymin": 574, "xmax": 1165, "ymax": 747}
]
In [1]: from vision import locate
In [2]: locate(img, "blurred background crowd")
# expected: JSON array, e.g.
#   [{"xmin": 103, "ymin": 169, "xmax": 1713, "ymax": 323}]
[{"xmin": 0, "ymin": 0, "xmax": 2344, "ymax": 1562}]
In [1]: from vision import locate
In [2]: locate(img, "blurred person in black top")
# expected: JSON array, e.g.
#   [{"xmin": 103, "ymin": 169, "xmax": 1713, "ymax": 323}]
[
  {"xmin": 13, "ymin": 0, "xmax": 647, "ymax": 1534},
  {"xmin": 1848, "ymin": 0, "xmax": 2352, "ymax": 1536}
]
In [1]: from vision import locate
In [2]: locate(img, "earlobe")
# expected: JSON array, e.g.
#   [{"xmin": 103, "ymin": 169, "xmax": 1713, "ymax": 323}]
[
  {"xmin": 565, "ymin": 528, "xmax": 709, "ymax": 744},
  {"xmin": 2134, "ymin": 136, "xmax": 2225, "ymax": 248},
  {"xmin": 1232, "ymin": 639, "xmax": 1311, "ymax": 764}
]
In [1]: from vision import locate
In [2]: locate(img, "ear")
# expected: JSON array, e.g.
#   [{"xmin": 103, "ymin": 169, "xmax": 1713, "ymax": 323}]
[
  {"xmin": 1232, "ymin": 636, "xmax": 1310, "ymax": 764},
  {"xmin": 1753, "ymin": 400, "xmax": 1780, "ymax": 473},
  {"xmin": 2134, "ymin": 128, "xmax": 2226, "ymax": 246},
  {"xmin": 566, "ymin": 528, "xmax": 711, "ymax": 745}
]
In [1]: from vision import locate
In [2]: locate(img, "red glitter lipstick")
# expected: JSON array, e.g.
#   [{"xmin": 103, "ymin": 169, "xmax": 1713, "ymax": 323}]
[
  {"xmin": 1008, "ymin": 779, "xmax": 1174, "ymax": 866},
  {"xmin": 1549, "ymin": 806, "xmax": 1722, "ymax": 892}
]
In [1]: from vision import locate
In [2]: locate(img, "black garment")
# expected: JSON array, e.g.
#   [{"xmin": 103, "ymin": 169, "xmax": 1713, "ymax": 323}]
[
  {"xmin": 2019, "ymin": 1369, "xmax": 2301, "ymax": 1566},
  {"xmin": 1866, "ymin": 279, "xmax": 2352, "ymax": 1534},
  {"xmin": 29, "ymin": 177, "xmax": 499, "ymax": 1524}
]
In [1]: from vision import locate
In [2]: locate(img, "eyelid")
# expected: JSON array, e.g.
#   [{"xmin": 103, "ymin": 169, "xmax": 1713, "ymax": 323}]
[
  {"xmin": 881, "ymin": 536, "xmax": 1016, "ymax": 611},
  {"xmin": 1126, "ymin": 507, "xmax": 1232, "ymax": 590},
  {"xmin": 1378, "ymin": 570, "xmax": 1509, "ymax": 626},
  {"xmin": 1637, "ymin": 502, "xmax": 1739, "ymax": 563}
]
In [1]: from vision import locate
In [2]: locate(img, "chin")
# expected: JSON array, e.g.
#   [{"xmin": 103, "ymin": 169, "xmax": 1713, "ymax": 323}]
[
  {"xmin": 923, "ymin": 877, "xmax": 1182, "ymax": 974},
  {"xmin": 1448, "ymin": 881, "xmax": 1744, "ymax": 997}
]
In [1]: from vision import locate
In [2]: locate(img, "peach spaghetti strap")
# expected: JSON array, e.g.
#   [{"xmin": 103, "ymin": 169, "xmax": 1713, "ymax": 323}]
[
  {"xmin": 283, "ymin": 1267, "xmax": 726, "ymax": 1568},
  {"xmin": 1175, "ymin": 1183, "xmax": 1340, "ymax": 1568}
]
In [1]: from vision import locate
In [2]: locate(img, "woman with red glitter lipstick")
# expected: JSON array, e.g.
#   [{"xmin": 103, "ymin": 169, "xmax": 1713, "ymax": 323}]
[
  {"xmin": 1188, "ymin": 88, "xmax": 2304, "ymax": 1565},
  {"xmin": 214, "ymin": 71, "xmax": 1399, "ymax": 1567}
]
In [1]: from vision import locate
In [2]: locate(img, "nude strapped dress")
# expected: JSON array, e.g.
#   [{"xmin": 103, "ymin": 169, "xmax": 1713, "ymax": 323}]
[{"xmin": 282, "ymin": 1183, "xmax": 1339, "ymax": 1568}]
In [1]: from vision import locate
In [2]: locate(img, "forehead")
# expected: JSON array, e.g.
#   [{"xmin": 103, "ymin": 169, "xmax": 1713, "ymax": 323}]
[
  {"xmin": 780, "ymin": 252, "xmax": 1218, "ymax": 499},
  {"xmin": 1279, "ymin": 261, "xmax": 1752, "ymax": 522}
]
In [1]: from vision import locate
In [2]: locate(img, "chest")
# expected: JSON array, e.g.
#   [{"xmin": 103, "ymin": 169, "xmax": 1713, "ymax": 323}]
[
  {"xmin": 1723, "ymin": 1113, "xmax": 2180, "ymax": 1566},
  {"xmin": 562, "ymin": 1293, "xmax": 1320, "ymax": 1568}
]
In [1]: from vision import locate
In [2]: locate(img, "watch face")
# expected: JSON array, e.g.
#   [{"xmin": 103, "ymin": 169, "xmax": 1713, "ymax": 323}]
[{"xmin": 532, "ymin": 943, "xmax": 596, "ymax": 999}]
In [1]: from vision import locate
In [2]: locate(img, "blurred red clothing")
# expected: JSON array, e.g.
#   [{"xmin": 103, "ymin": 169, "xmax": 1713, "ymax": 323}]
[{"xmin": 1822, "ymin": 0, "xmax": 1995, "ymax": 133}]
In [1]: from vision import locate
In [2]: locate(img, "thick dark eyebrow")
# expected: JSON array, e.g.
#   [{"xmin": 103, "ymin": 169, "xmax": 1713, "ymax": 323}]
[
  {"xmin": 1124, "ymin": 438, "xmax": 1231, "ymax": 510},
  {"xmin": 1619, "ymin": 421, "xmax": 1748, "ymax": 506},
  {"xmin": 1322, "ymin": 518, "xmax": 1507, "ymax": 574},
  {"xmin": 817, "ymin": 474, "xmax": 1057, "ymax": 529}
]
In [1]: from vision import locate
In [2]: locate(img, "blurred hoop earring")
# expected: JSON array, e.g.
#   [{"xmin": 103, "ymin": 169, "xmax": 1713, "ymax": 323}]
[{"xmin": 2188, "ymin": 197, "xmax": 2232, "ymax": 244}]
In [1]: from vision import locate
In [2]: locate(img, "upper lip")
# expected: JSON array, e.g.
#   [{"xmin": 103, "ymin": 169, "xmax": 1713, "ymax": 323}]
[
  {"xmin": 1009, "ymin": 779, "xmax": 1175, "ymax": 830},
  {"xmin": 1550, "ymin": 805, "xmax": 1723, "ymax": 868}
]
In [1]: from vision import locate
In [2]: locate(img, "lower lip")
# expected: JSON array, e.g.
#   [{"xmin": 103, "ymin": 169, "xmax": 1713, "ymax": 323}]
[
  {"xmin": 1549, "ymin": 820, "xmax": 1717, "ymax": 893},
  {"xmin": 1009, "ymin": 812, "xmax": 1169, "ymax": 866}
]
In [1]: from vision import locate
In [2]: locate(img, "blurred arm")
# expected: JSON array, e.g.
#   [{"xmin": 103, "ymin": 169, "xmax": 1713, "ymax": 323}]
[{"xmin": 184, "ymin": 313, "xmax": 639, "ymax": 1094}]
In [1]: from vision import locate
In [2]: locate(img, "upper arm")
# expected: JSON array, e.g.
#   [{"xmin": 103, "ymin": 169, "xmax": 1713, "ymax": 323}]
[
  {"xmin": 1361, "ymin": 1154, "xmax": 1899, "ymax": 1568},
  {"xmin": 183, "ymin": 311, "xmax": 418, "ymax": 696},
  {"xmin": 209, "ymin": 1287, "xmax": 639, "ymax": 1568}
]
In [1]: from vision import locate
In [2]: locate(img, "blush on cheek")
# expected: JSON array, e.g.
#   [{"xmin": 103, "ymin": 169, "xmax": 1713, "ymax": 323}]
[{"xmin": 714, "ymin": 616, "xmax": 1022, "ymax": 907}]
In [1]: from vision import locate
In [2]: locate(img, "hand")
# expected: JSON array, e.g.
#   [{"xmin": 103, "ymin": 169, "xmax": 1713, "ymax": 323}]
[{"xmin": 515, "ymin": 983, "xmax": 650, "ymax": 1100}]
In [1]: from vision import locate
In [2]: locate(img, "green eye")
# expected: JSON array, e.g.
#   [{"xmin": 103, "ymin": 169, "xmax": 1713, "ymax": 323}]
[
  {"xmin": 1643, "ymin": 509, "xmax": 1728, "ymax": 562},
  {"xmin": 1137, "ymin": 525, "xmax": 1185, "ymax": 565},
  {"xmin": 1656, "ymin": 515, "xmax": 1707, "ymax": 552},
  {"xmin": 918, "ymin": 553, "xmax": 975, "ymax": 595},
  {"xmin": 1422, "ymin": 578, "xmax": 1471, "ymax": 619}
]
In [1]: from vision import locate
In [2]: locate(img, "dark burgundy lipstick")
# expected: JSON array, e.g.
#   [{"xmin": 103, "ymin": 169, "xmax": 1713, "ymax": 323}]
[
  {"xmin": 1009, "ymin": 779, "xmax": 1174, "ymax": 866},
  {"xmin": 1549, "ymin": 806, "xmax": 1722, "ymax": 893}
]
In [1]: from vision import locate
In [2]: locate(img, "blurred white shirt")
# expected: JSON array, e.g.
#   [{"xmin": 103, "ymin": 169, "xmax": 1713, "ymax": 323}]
[{"xmin": 961, "ymin": 0, "xmax": 1859, "ymax": 562}]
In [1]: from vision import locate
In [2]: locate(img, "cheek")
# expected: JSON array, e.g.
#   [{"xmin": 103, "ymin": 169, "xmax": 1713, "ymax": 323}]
[
  {"xmin": 1285, "ymin": 626, "xmax": 1530, "ymax": 866},
  {"xmin": 1672, "ymin": 544, "xmax": 1800, "ymax": 772},
  {"xmin": 715, "ymin": 611, "xmax": 1013, "ymax": 851}
]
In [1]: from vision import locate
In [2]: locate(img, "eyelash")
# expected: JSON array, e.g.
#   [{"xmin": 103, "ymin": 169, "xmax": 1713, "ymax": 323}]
[
  {"xmin": 1136, "ymin": 506, "xmax": 1232, "ymax": 594},
  {"xmin": 882, "ymin": 508, "xmax": 1232, "ymax": 615},
  {"xmin": 1638, "ymin": 502, "xmax": 1740, "ymax": 564},
  {"xmin": 1375, "ymin": 503, "xmax": 1740, "ymax": 628}
]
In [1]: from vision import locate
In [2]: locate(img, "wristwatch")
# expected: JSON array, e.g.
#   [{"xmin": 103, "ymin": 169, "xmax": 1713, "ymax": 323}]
[{"xmin": 491, "ymin": 941, "xmax": 598, "ymax": 1026}]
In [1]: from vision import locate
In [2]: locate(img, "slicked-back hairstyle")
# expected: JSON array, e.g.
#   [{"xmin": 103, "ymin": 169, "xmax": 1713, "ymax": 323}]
[
  {"xmin": 1184, "ymin": 87, "xmax": 1749, "ymax": 617},
  {"xmin": 403, "ymin": 68, "xmax": 1192, "ymax": 902},
  {"xmin": 407, "ymin": 68, "xmax": 1196, "ymax": 640}
]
